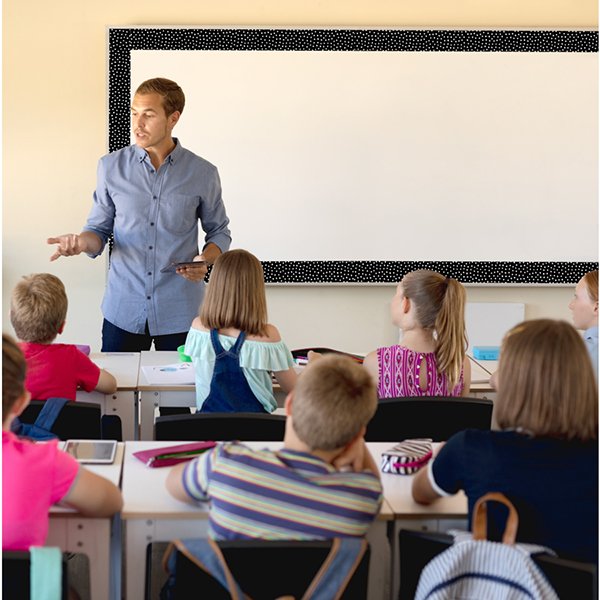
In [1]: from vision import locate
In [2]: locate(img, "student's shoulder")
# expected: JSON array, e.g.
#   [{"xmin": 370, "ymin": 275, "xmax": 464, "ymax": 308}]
[
  {"xmin": 190, "ymin": 317, "xmax": 209, "ymax": 332},
  {"xmin": 246, "ymin": 324, "xmax": 282, "ymax": 343}
]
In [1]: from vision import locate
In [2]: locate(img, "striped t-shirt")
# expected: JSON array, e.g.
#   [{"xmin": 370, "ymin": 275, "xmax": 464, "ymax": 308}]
[{"xmin": 182, "ymin": 442, "xmax": 383, "ymax": 540}]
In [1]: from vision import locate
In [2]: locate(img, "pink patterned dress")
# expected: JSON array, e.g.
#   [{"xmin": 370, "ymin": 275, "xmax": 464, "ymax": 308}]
[{"xmin": 376, "ymin": 345, "xmax": 464, "ymax": 398}]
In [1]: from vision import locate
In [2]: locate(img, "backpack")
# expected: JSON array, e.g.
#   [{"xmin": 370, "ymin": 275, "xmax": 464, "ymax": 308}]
[
  {"xmin": 415, "ymin": 492, "xmax": 559, "ymax": 600},
  {"xmin": 160, "ymin": 537, "xmax": 368, "ymax": 600},
  {"xmin": 11, "ymin": 397, "xmax": 68, "ymax": 441}
]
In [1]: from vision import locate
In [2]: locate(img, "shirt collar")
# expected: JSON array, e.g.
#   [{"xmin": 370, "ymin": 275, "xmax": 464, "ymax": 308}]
[
  {"xmin": 584, "ymin": 325, "xmax": 598, "ymax": 339},
  {"xmin": 135, "ymin": 137, "xmax": 182, "ymax": 164}
]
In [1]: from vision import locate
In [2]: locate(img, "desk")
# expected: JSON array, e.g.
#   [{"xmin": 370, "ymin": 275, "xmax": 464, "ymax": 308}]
[
  {"xmin": 138, "ymin": 352, "xmax": 196, "ymax": 440},
  {"xmin": 47, "ymin": 443, "xmax": 125, "ymax": 600},
  {"xmin": 368, "ymin": 442, "xmax": 468, "ymax": 600},
  {"xmin": 122, "ymin": 441, "xmax": 393, "ymax": 600},
  {"xmin": 76, "ymin": 353, "xmax": 141, "ymax": 440},
  {"xmin": 468, "ymin": 358, "xmax": 497, "ymax": 399}
]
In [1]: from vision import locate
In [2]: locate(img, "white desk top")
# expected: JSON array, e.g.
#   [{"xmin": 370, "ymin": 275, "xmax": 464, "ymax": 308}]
[
  {"xmin": 50, "ymin": 442, "xmax": 125, "ymax": 516},
  {"xmin": 90, "ymin": 352, "xmax": 141, "ymax": 390},
  {"xmin": 138, "ymin": 351, "xmax": 195, "ymax": 391},
  {"xmin": 368, "ymin": 442, "xmax": 467, "ymax": 519},
  {"xmin": 122, "ymin": 441, "xmax": 435, "ymax": 521}
]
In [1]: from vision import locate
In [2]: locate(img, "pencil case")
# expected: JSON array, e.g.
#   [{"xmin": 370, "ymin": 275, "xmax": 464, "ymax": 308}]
[
  {"xmin": 133, "ymin": 441, "xmax": 217, "ymax": 468},
  {"xmin": 380, "ymin": 439, "xmax": 433, "ymax": 475}
]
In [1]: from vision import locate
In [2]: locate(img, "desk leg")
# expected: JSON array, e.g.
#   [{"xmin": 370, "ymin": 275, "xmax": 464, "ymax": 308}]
[
  {"xmin": 47, "ymin": 517, "xmax": 112, "ymax": 600},
  {"xmin": 139, "ymin": 391, "xmax": 160, "ymax": 441},
  {"xmin": 124, "ymin": 518, "xmax": 210, "ymax": 600},
  {"xmin": 104, "ymin": 391, "xmax": 137, "ymax": 441},
  {"xmin": 366, "ymin": 520, "xmax": 391, "ymax": 600}
]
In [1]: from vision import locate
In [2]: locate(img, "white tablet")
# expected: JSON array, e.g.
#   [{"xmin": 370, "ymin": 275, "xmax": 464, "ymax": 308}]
[{"xmin": 64, "ymin": 440, "xmax": 117, "ymax": 464}]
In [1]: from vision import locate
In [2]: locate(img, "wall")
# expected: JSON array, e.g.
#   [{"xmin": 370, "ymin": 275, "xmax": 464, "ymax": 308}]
[{"xmin": 3, "ymin": 0, "xmax": 597, "ymax": 351}]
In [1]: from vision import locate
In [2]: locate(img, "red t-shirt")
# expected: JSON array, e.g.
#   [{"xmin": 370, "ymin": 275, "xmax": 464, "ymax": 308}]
[
  {"xmin": 2, "ymin": 430, "xmax": 79, "ymax": 550},
  {"xmin": 20, "ymin": 342, "xmax": 101, "ymax": 401}
]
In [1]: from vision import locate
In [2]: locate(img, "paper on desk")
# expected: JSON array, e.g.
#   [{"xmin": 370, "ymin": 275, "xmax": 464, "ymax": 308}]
[{"xmin": 141, "ymin": 363, "xmax": 196, "ymax": 385}]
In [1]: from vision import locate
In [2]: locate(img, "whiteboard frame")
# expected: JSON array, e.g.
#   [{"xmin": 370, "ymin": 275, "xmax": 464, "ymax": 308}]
[{"xmin": 107, "ymin": 26, "xmax": 598, "ymax": 284}]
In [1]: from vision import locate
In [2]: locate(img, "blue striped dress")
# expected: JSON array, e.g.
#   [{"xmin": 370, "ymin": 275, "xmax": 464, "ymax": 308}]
[{"xmin": 182, "ymin": 442, "xmax": 383, "ymax": 540}]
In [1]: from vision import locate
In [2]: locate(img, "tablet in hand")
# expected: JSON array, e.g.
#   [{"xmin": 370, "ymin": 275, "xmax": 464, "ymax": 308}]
[{"xmin": 160, "ymin": 260, "xmax": 206, "ymax": 274}]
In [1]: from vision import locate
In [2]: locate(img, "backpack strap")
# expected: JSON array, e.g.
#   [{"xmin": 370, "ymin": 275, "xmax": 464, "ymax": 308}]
[
  {"xmin": 302, "ymin": 537, "xmax": 368, "ymax": 600},
  {"xmin": 166, "ymin": 538, "xmax": 248, "ymax": 600},
  {"xmin": 30, "ymin": 546, "xmax": 63, "ymax": 600},
  {"xmin": 33, "ymin": 397, "xmax": 69, "ymax": 432},
  {"xmin": 472, "ymin": 492, "xmax": 519, "ymax": 545}
]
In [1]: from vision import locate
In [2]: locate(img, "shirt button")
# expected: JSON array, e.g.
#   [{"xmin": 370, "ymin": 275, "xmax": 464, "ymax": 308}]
[
  {"xmin": 147, "ymin": 272, "xmax": 152, "ymax": 276},
  {"xmin": 149, "ymin": 246, "xmax": 153, "ymax": 250},
  {"xmin": 147, "ymin": 296, "xmax": 151, "ymax": 300},
  {"xmin": 150, "ymin": 222, "xmax": 154, "ymax": 226},
  {"xmin": 153, "ymin": 196, "xmax": 157, "ymax": 200}
]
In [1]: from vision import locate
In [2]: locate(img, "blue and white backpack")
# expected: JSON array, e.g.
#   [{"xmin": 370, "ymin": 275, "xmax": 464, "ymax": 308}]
[{"xmin": 415, "ymin": 492, "xmax": 559, "ymax": 600}]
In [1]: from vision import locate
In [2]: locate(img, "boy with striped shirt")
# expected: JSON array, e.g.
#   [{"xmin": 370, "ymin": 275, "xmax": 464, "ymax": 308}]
[{"xmin": 166, "ymin": 354, "xmax": 383, "ymax": 539}]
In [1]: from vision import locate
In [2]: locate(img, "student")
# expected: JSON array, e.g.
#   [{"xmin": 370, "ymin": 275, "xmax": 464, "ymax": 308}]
[
  {"xmin": 363, "ymin": 270, "xmax": 471, "ymax": 398},
  {"xmin": 412, "ymin": 319, "xmax": 598, "ymax": 563},
  {"xmin": 569, "ymin": 269, "xmax": 598, "ymax": 378},
  {"xmin": 166, "ymin": 354, "xmax": 382, "ymax": 539},
  {"xmin": 10, "ymin": 273, "xmax": 117, "ymax": 400},
  {"xmin": 2, "ymin": 333, "xmax": 123, "ymax": 551},
  {"xmin": 184, "ymin": 249, "xmax": 297, "ymax": 412}
]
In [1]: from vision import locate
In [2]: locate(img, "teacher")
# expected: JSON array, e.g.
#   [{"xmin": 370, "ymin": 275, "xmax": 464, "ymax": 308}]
[{"xmin": 48, "ymin": 78, "xmax": 231, "ymax": 352}]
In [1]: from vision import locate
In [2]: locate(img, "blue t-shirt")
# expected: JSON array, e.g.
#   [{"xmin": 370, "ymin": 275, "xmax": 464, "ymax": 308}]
[{"xmin": 429, "ymin": 429, "xmax": 598, "ymax": 563}]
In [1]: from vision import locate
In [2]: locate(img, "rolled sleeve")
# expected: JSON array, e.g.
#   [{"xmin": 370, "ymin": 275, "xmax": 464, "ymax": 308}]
[
  {"xmin": 198, "ymin": 168, "xmax": 231, "ymax": 253},
  {"xmin": 82, "ymin": 159, "xmax": 115, "ymax": 257}
]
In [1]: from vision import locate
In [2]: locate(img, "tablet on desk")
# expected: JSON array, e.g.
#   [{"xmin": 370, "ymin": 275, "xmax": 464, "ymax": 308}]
[{"xmin": 64, "ymin": 440, "xmax": 117, "ymax": 464}]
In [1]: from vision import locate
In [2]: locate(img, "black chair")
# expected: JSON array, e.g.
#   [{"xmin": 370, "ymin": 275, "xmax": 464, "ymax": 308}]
[
  {"xmin": 154, "ymin": 412, "xmax": 287, "ymax": 441},
  {"xmin": 3, "ymin": 550, "xmax": 68, "ymax": 600},
  {"xmin": 365, "ymin": 396, "xmax": 493, "ymax": 441},
  {"xmin": 146, "ymin": 540, "xmax": 370, "ymax": 600},
  {"xmin": 19, "ymin": 400, "xmax": 103, "ymax": 440},
  {"xmin": 398, "ymin": 529, "xmax": 598, "ymax": 600}
]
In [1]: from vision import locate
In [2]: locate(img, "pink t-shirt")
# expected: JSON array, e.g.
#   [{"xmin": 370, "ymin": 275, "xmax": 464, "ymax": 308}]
[
  {"xmin": 20, "ymin": 342, "xmax": 101, "ymax": 401},
  {"xmin": 377, "ymin": 345, "xmax": 464, "ymax": 398},
  {"xmin": 2, "ymin": 430, "xmax": 79, "ymax": 550}
]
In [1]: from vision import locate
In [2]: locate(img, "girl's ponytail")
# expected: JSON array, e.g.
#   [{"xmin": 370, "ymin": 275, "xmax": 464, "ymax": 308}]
[{"xmin": 434, "ymin": 277, "xmax": 468, "ymax": 390}]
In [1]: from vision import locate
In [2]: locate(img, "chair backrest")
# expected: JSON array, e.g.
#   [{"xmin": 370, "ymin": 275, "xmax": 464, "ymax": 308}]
[
  {"xmin": 154, "ymin": 412, "xmax": 287, "ymax": 441},
  {"xmin": 146, "ymin": 540, "xmax": 370, "ymax": 599},
  {"xmin": 20, "ymin": 400, "xmax": 102, "ymax": 440},
  {"xmin": 398, "ymin": 529, "xmax": 598, "ymax": 600},
  {"xmin": 365, "ymin": 396, "xmax": 493, "ymax": 441},
  {"xmin": 3, "ymin": 550, "xmax": 68, "ymax": 600}
]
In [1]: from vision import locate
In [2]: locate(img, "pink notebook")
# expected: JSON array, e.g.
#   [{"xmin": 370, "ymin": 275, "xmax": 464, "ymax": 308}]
[{"xmin": 133, "ymin": 441, "xmax": 217, "ymax": 468}]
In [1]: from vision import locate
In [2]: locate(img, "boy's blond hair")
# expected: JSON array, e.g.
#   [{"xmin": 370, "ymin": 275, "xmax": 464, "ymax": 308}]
[
  {"xmin": 3, "ymin": 333, "xmax": 27, "ymax": 419},
  {"xmin": 200, "ymin": 249, "xmax": 268, "ymax": 337},
  {"xmin": 10, "ymin": 274, "xmax": 68, "ymax": 344},
  {"xmin": 495, "ymin": 319, "xmax": 597, "ymax": 441},
  {"xmin": 135, "ymin": 77, "xmax": 185, "ymax": 116},
  {"xmin": 292, "ymin": 355, "xmax": 377, "ymax": 451}
]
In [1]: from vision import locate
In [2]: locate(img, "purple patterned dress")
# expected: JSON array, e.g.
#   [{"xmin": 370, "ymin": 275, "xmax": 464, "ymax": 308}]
[{"xmin": 376, "ymin": 345, "xmax": 464, "ymax": 398}]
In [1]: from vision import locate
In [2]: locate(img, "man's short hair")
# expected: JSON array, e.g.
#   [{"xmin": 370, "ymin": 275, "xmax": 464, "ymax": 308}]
[
  {"xmin": 292, "ymin": 354, "xmax": 377, "ymax": 451},
  {"xmin": 10, "ymin": 273, "xmax": 68, "ymax": 344},
  {"xmin": 135, "ymin": 77, "xmax": 185, "ymax": 116}
]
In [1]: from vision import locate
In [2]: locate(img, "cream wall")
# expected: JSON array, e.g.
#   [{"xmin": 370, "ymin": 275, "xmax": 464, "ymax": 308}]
[{"xmin": 3, "ymin": 1, "xmax": 597, "ymax": 351}]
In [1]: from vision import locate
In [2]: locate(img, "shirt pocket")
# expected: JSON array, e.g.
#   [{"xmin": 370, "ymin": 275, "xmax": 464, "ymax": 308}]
[{"xmin": 159, "ymin": 194, "xmax": 200, "ymax": 234}]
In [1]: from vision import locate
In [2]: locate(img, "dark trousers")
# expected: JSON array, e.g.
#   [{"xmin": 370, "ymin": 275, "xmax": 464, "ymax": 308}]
[{"xmin": 101, "ymin": 319, "xmax": 188, "ymax": 352}]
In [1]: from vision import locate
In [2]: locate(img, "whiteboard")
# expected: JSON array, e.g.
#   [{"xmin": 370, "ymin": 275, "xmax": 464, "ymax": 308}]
[{"xmin": 109, "ymin": 28, "xmax": 599, "ymax": 283}]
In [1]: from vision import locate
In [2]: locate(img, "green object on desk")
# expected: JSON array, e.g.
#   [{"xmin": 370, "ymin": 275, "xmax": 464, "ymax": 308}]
[{"xmin": 177, "ymin": 345, "xmax": 192, "ymax": 362}]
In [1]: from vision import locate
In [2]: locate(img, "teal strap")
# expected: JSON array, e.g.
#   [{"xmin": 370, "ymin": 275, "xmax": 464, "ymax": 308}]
[
  {"xmin": 34, "ymin": 398, "xmax": 69, "ymax": 431},
  {"xmin": 30, "ymin": 546, "xmax": 62, "ymax": 600}
]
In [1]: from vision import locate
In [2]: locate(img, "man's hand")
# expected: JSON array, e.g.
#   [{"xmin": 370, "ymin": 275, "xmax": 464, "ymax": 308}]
[
  {"xmin": 47, "ymin": 234, "xmax": 85, "ymax": 261},
  {"xmin": 176, "ymin": 255, "xmax": 209, "ymax": 282}
]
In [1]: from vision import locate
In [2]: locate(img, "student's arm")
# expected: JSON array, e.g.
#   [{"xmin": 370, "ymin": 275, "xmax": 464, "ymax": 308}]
[
  {"xmin": 461, "ymin": 357, "xmax": 472, "ymax": 396},
  {"xmin": 95, "ymin": 369, "xmax": 118, "ymax": 394},
  {"xmin": 333, "ymin": 437, "xmax": 381, "ymax": 479},
  {"xmin": 362, "ymin": 351, "xmax": 379, "ymax": 386},
  {"xmin": 412, "ymin": 465, "xmax": 443, "ymax": 505},
  {"xmin": 165, "ymin": 463, "xmax": 196, "ymax": 504},
  {"xmin": 60, "ymin": 467, "xmax": 123, "ymax": 516},
  {"xmin": 273, "ymin": 368, "xmax": 297, "ymax": 394},
  {"xmin": 47, "ymin": 231, "xmax": 103, "ymax": 261}
]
